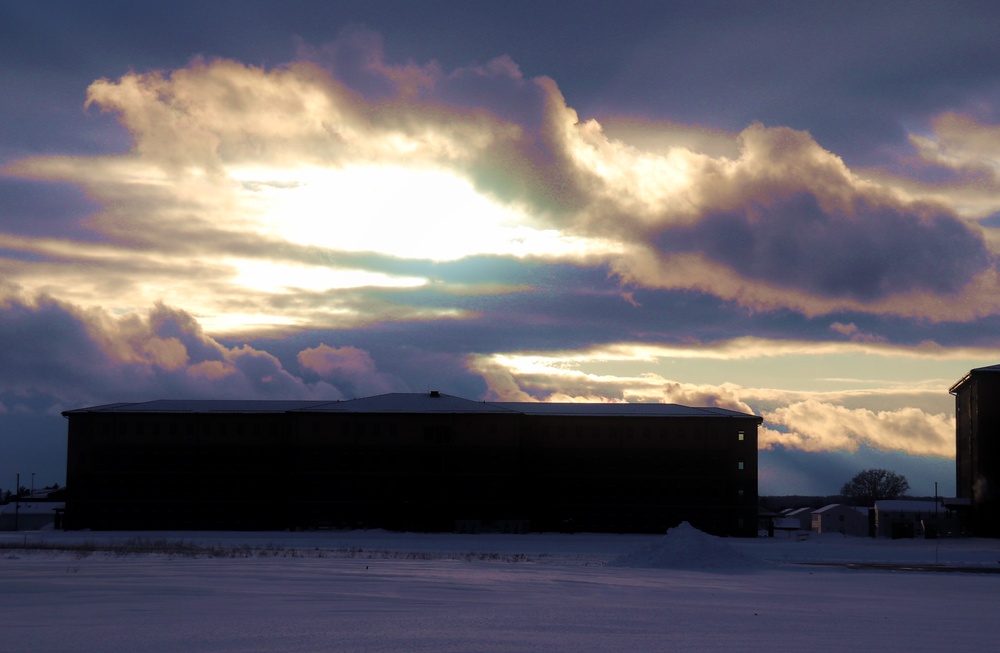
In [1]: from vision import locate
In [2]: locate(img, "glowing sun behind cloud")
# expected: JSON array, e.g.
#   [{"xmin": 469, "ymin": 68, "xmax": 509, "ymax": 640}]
[{"xmin": 234, "ymin": 164, "xmax": 614, "ymax": 262}]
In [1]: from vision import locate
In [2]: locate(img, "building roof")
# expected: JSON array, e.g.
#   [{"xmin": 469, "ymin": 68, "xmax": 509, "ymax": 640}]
[
  {"xmin": 300, "ymin": 392, "xmax": 516, "ymax": 414},
  {"xmin": 949, "ymin": 363, "xmax": 1000, "ymax": 394},
  {"xmin": 813, "ymin": 503, "xmax": 868, "ymax": 514},
  {"xmin": 493, "ymin": 402, "xmax": 759, "ymax": 419},
  {"xmin": 62, "ymin": 392, "xmax": 762, "ymax": 420},
  {"xmin": 874, "ymin": 499, "xmax": 944, "ymax": 513},
  {"xmin": 62, "ymin": 399, "xmax": 341, "ymax": 414}
]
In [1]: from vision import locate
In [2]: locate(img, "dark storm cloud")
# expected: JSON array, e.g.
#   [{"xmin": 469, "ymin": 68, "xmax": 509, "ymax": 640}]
[
  {"xmin": 0, "ymin": 295, "xmax": 341, "ymax": 406},
  {"xmin": 760, "ymin": 445, "xmax": 956, "ymax": 496},
  {"xmin": 0, "ymin": 294, "xmax": 116, "ymax": 396},
  {"xmin": 10, "ymin": 1, "xmax": 1000, "ymax": 169},
  {"xmin": 597, "ymin": 2, "xmax": 1000, "ymax": 165},
  {"xmin": 665, "ymin": 192, "xmax": 992, "ymax": 301},
  {"xmin": 0, "ymin": 179, "xmax": 101, "ymax": 240}
]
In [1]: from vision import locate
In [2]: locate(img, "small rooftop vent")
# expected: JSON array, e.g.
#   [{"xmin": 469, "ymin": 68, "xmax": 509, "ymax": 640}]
[{"xmin": 429, "ymin": 390, "xmax": 441, "ymax": 398}]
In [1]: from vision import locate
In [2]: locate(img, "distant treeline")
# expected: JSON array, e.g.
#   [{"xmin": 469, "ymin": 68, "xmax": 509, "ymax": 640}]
[{"xmin": 0, "ymin": 483, "xmax": 61, "ymax": 504}]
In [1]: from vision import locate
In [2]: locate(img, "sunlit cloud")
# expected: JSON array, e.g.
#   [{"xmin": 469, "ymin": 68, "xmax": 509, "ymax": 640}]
[
  {"xmin": 910, "ymin": 113, "xmax": 1000, "ymax": 183},
  {"xmin": 226, "ymin": 259, "xmax": 427, "ymax": 293},
  {"xmin": 473, "ymin": 337, "xmax": 1000, "ymax": 366},
  {"xmin": 762, "ymin": 401, "xmax": 953, "ymax": 458},
  {"xmin": 297, "ymin": 343, "xmax": 402, "ymax": 396},
  {"xmin": 469, "ymin": 336, "xmax": 980, "ymax": 458},
  {"xmin": 3, "ymin": 32, "xmax": 997, "ymax": 337},
  {"xmin": 859, "ymin": 113, "xmax": 1000, "ymax": 225}
]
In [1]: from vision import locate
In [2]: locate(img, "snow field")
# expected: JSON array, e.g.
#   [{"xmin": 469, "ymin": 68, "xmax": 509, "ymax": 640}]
[{"xmin": 2, "ymin": 525, "xmax": 998, "ymax": 652}]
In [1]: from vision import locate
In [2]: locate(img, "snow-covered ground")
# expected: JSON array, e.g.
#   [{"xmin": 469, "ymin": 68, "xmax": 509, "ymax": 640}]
[{"xmin": 2, "ymin": 525, "xmax": 998, "ymax": 652}]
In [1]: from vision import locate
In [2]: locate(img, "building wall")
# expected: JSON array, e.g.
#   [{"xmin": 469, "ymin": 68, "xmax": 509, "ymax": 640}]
[
  {"xmin": 65, "ymin": 408, "xmax": 760, "ymax": 536},
  {"xmin": 783, "ymin": 508, "xmax": 813, "ymax": 531},
  {"xmin": 873, "ymin": 502, "xmax": 959, "ymax": 538},
  {"xmin": 954, "ymin": 371, "xmax": 1000, "ymax": 537},
  {"xmin": 812, "ymin": 505, "xmax": 868, "ymax": 537}
]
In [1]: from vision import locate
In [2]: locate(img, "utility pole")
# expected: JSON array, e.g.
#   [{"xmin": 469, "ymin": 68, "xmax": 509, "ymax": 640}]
[
  {"xmin": 934, "ymin": 481, "xmax": 940, "ymax": 564},
  {"xmin": 14, "ymin": 473, "xmax": 19, "ymax": 531}
]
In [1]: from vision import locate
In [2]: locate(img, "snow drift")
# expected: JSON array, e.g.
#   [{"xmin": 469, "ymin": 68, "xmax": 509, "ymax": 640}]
[{"xmin": 609, "ymin": 521, "xmax": 772, "ymax": 571}]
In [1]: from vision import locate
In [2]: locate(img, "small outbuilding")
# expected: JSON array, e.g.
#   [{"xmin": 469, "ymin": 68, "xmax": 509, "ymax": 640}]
[
  {"xmin": 783, "ymin": 507, "xmax": 813, "ymax": 531},
  {"xmin": 874, "ymin": 499, "xmax": 958, "ymax": 538},
  {"xmin": 811, "ymin": 504, "xmax": 869, "ymax": 537}
]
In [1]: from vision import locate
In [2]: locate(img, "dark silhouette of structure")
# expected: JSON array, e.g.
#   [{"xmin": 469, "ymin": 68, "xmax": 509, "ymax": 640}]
[
  {"xmin": 951, "ymin": 365, "xmax": 1000, "ymax": 537},
  {"xmin": 62, "ymin": 392, "xmax": 762, "ymax": 536}
]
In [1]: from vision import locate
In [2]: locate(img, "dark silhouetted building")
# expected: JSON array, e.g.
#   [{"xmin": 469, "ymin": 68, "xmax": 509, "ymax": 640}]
[
  {"xmin": 951, "ymin": 364, "xmax": 1000, "ymax": 537},
  {"xmin": 62, "ymin": 392, "xmax": 762, "ymax": 536}
]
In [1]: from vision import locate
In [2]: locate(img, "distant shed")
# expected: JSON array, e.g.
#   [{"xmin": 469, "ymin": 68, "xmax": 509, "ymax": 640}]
[
  {"xmin": 783, "ymin": 507, "xmax": 813, "ymax": 531},
  {"xmin": 874, "ymin": 499, "xmax": 958, "ymax": 538},
  {"xmin": 811, "ymin": 504, "xmax": 869, "ymax": 537}
]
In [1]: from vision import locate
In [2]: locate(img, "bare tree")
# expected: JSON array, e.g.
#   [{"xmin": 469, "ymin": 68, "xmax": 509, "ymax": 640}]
[{"xmin": 840, "ymin": 468, "xmax": 910, "ymax": 506}]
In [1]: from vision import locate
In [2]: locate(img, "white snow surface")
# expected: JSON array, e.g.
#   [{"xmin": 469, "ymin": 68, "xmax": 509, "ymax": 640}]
[{"xmin": 2, "ymin": 527, "xmax": 999, "ymax": 652}]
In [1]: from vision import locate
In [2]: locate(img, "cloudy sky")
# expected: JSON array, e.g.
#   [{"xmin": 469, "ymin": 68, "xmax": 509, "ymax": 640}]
[{"xmin": 4, "ymin": 1, "xmax": 1000, "ymax": 496}]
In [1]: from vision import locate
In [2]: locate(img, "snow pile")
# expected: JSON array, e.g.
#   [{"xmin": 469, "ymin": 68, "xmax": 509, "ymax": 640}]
[{"xmin": 609, "ymin": 522, "xmax": 771, "ymax": 571}]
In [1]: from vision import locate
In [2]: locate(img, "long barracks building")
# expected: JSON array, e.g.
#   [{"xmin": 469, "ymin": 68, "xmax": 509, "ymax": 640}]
[{"xmin": 62, "ymin": 392, "xmax": 762, "ymax": 536}]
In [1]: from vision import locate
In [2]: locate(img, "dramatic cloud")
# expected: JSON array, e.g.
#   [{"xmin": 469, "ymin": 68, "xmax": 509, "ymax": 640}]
[
  {"xmin": 762, "ymin": 401, "xmax": 954, "ymax": 458},
  {"xmin": 4, "ymin": 32, "xmax": 997, "ymax": 339},
  {"xmin": 4, "ymin": 19, "xmax": 999, "ymax": 495},
  {"xmin": 0, "ymin": 283, "xmax": 972, "ymax": 464},
  {"xmin": 668, "ymin": 192, "xmax": 987, "ymax": 300},
  {"xmin": 0, "ymin": 291, "xmax": 361, "ymax": 408},
  {"xmin": 910, "ymin": 113, "xmax": 1000, "ymax": 185},
  {"xmin": 297, "ymin": 343, "xmax": 402, "ymax": 397},
  {"xmin": 469, "ymin": 338, "xmax": 989, "ymax": 461}
]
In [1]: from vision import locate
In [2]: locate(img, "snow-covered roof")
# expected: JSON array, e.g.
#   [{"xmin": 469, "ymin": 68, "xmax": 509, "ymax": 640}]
[
  {"xmin": 304, "ymin": 393, "xmax": 516, "ymax": 414},
  {"xmin": 62, "ymin": 399, "xmax": 340, "ymax": 414},
  {"xmin": 493, "ymin": 402, "xmax": 756, "ymax": 418},
  {"xmin": 785, "ymin": 507, "xmax": 812, "ymax": 517},
  {"xmin": 875, "ymin": 500, "xmax": 943, "ymax": 513},
  {"xmin": 63, "ymin": 393, "xmax": 762, "ymax": 420},
  {"xmin": 813, "ymin": 504, "xmax": 869, "ymax": 515}
]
